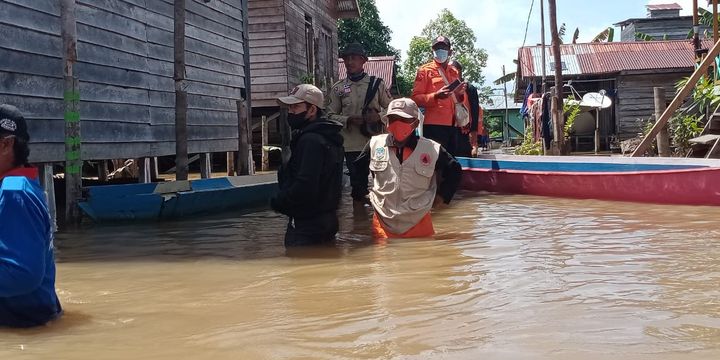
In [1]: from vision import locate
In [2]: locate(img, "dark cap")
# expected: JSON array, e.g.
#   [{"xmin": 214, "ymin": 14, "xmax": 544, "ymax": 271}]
[
  {"xmin": 432, "ymin": 35, "xmax": 451, "ymax": 49},
  {"xmin": 340, "ymin": 43, "xmax": 368, "ymax": 60},
  {"xmin": 0, "ymin": 104, "xmax": 29, "ymax": 141}
]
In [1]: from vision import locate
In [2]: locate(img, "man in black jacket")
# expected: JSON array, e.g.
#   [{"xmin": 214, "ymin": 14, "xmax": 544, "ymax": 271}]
[{"xmin": 272, "ymin": 84, "xmax": 345, "ymax": 246}]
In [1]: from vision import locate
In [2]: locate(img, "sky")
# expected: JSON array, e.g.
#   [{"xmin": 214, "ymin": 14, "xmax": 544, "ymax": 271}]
[{"xmin": 376, "ymin": 0, "xmax": 696, "ymax": 99}]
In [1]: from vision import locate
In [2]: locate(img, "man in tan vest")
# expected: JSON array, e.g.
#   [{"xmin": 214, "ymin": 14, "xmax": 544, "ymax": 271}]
[
  {"xmin": 352, "ymin": 98, "xmax": 462, "ymax": 239},
  {"xmin": 326, "ymin": 43, "xmax": 393, "ymax": 204}
]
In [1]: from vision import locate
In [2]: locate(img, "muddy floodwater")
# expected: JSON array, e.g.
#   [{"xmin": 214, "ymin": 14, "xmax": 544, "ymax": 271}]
[{"xmin": 2, "ymin": 192, "xmax": 720, "ymax": 359}]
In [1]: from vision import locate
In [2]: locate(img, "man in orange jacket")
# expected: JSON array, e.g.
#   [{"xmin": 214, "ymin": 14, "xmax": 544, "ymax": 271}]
[{"xmin": 411, "ymin": 35, "xmax": 467, "ymax": 157}]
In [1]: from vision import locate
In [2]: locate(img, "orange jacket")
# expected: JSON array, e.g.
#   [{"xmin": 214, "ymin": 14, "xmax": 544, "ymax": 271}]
[{"xmin": 411, "ymin": 61, "xmax": 466, "ymax": 127}]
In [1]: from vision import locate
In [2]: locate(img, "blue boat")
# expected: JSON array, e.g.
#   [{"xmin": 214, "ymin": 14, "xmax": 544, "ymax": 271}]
[{"xmin": 78, "ymin": 174, "xmax": 278, "ymax": 222}]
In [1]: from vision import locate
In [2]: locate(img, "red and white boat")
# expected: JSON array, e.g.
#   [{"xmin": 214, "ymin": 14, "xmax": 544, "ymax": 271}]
[{"xmin": 459, "ymin": 155, "xmax": 720, "ymax": 206}]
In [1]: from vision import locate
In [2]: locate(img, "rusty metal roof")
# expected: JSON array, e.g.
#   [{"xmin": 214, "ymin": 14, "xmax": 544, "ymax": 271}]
[
  {"xmin": 646, "ymin": 3, "xmax": 682, "ymax": 11},
  {"xmin": 338, "ymin": 56, "xmax": 396, "ymax": 90},
  {"xmin": 335, "ymin": 0, "xmax": 361, "ymax": 19},
  {"xmin": 518, "ymin": 39, "xmax": 713, "ymax": 78}
]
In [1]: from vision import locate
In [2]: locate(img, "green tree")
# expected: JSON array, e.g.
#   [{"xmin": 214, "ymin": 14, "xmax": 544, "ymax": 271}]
[
  {"xmin": 338, "ymin": 0, "xmax": 399, "ymax": 58},
  {"xmin": 400, "ymin": 9, "xmax": 489, "ymax": 96}
]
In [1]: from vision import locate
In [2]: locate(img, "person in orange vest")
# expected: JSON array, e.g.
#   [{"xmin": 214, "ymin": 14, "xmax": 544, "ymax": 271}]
[
  {"xmin": 411, "ymin": 35, "xmax": 468, "ymax": 157},
  {"xmin": 353, "ymin": 98, "xmax": 462, "ymax": 239}
]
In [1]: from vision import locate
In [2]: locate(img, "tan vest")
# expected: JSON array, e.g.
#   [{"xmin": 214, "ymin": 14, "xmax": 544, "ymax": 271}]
[{"xmin": 369, "ymin": 134, "xmax": 440, "ymax": 234}]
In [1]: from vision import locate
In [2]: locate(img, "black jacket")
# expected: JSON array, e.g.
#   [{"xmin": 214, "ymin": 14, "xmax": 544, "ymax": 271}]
[
  {"xmin": 271, "ymin": 118, "xmax": 344, "ymax": 219},
  {"xmin": 353, "ymin": 134, "xmax": 462, "ymax": 204}
]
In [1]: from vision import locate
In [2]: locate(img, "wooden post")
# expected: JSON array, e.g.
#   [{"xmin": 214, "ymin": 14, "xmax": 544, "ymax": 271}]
[
  {"xmin": 261, "ymin": 115, "xmax": 269, "ymax": 172},
  {"xmin": 61, "ymin": 0, "xmax": 82, "ymax": 224},
  {"xmin": 200, "ymin": 153, "xmax": 212, "ymax": 179},
  {"xmin": 39, "ymin": 164, "xmax": 58, "ymax": 233},
  {"xmin": 540, "ymin": 0, "xmax": 547, "ymax": 93},
  {"xmin": 227, "ymin": 151, "xmax": 235, "ymax": 176},
  {"xmin": 139, "ymin": 157, "xmax": 152, "ymax": 183},
  {"xmin": 236, "ymin": 99, "xmax": 249, "ymax": 175},
  {"xmin": 714, "ymin": 0, "xmax": 718, "ymax": 42},
  {"xmin": 548, "ymin": 0, "xmax": 566, "ymax": 154},
  {"xmin": 98, "ymin": 160, "xmax": 108, "ymax": 182},
  {"xmin": 174, "ymin": 0, "xmax": 189, "ymax": 181},
  {"xmin": 594, "ymin": 109, "xmax": 600, "ymax": 154},
  {"xmin": 632, "ymin": 39, "xmax": 720, "ymax": 156},
  {"xmin": 151, "ymin": 157, "xmax": 159, "ymax": 181},
  {"xmin": 503, "ymin": 65, "xmax": 510, "ymax": 145},
  {"xmin": 654, "ymin": 87, "xmax": 670, "ymax": 157}
]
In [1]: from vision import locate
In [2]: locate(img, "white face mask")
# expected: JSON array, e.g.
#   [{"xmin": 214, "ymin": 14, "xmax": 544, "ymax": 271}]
[{"xmin": 433, "ymin": 49, "xmax": 449, "ymax": 63}]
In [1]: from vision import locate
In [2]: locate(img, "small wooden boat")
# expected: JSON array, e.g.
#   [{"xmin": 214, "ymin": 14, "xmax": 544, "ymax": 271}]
[
  {"xmin": 78, "ymin": 174, "xmax": 278, "ymax": 221},
  {"xmin": 459, "ymin": 155, "xmax": 720, "ymax": 206}
]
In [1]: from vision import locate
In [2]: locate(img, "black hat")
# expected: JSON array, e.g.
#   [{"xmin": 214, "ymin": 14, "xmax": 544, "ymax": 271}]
[
  {"xmin": 340, "ymin": 43, "xmax": 368, "ymax": 60},
  {"xmin": 432, "ymin": 35, "xmax": 451, "ymax": 48},
  {"xmin": 0, "ymin": 104, "xmax": 29, "ymax": 141}
]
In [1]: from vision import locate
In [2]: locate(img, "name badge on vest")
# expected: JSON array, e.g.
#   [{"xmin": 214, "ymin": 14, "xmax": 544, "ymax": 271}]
[
  {"xmin": 343, "ymin": 84, "xmax": 352, "ymax": 94},
  {"xmin": 374, "ymin": 146, "xmax": 387, "ymax": 161}
]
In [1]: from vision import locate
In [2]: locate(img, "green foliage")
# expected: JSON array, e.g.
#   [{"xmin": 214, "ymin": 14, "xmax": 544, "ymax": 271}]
[
  {"xmin": 676, "ymin": 76, "xmax": 720, "ymax": 114},
  {"xmin": 592, "ymin": 27, "xmax": 614, "ymax": 42},
  {"xmin": 485, "ymin": 116, "xmax": 503, "ymax": 139},
  {"xmin": 299, "ymin": 73, "xmax": 315, "ymax": 85},
  {"xmin": 635, "ymin": 32, "xmax": 654, "ymax": 41},
  {"xmin": 514, "ymin": 127, "xmax": 542, "ymax": 155},
  {"xmin": 338, "ymin": 0, "xmax": 399, "ymax": 58},
  {"xmin": 562, "ymin": 97, "xmax": 581, "ymax": 138},
  {"xmin": 670, "ymin": 114, "xmax": 703, "ymax": 155},
  {"xmin": 639, "ymin": 118, "xmax": 657, "ymax": 155},
  {"xmin": 400, "ymin": 9, "xmax": 489, "ymax": 89}
]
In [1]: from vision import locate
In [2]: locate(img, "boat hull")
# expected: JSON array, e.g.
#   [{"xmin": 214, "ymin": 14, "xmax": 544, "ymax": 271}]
[
  {"xmin": 78, "ymin": 174, "xmax": 278, "ymax": 221},
  {"xmin": 459, "ymin": 156, "xmax": 720, "ymax": 206}
]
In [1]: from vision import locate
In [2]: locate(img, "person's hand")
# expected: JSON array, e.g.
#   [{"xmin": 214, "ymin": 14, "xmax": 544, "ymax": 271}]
[
  {"xmin": 435, "ymin": 86, "xmax": 451, "ymax": 99},
  {"xmin": 348, "ymin": 115, "xmax": 364, "ymax": 126},
  {"xmin": 453, "ymin": 82, "xmax": 467, "ymax": 96},
  {"xmin": 469, "ymin": 131, "xmax": 478, "ymax": 147},
  {"xmin": 432, "ymin": 195, "xmax": 447, "ymax": 209},
  {"xmin": 363, "ymin": 109, "xmax": 381, "ymax": 124}
]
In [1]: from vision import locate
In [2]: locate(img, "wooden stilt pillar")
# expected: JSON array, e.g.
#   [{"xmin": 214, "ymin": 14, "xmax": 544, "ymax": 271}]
[
  {"xmin": 200, "ymin": 153, "xmax": 212, "ymax": 179},
  {"xmin": 39, "ymin": 164, "xmax": 58, "ymax": 233}
]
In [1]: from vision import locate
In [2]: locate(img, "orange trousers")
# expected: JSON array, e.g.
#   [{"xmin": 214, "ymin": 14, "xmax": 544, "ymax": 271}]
[{"xmin": 372, "ymin": 212, "xmax": 435, "ymax": 239}]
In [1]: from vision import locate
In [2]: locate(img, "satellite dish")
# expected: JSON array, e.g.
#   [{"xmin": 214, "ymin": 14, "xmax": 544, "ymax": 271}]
[{"xmin": 580, "ymin": 92, "xmax": 612, "ymax": 109}]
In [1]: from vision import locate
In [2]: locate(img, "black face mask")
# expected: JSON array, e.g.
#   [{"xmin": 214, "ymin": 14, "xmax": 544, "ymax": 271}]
[{"xmin": 287, "ymin": 111, "xmax": 309, "ymax": 130}]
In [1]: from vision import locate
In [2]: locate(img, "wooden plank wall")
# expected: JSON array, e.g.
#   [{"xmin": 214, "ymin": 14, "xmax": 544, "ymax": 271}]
[
  {"xmin": 284, "ymin": 0, "xmax": 338, "ymax": 96},
  {"xmin": 247, "ymin": 0, "xmax": 287, "ymax": 108},
  {"xmin": 0, "ymin": 0, "xmax": 246, "ymax": 162},
  {"xmin": 615, "ymin": 72, "xmax": 687, "ymax": 140}
]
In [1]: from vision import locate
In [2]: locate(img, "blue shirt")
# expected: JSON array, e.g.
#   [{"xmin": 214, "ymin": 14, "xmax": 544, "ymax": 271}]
[{"xmin": 0, "ymin": 169, "xmax": 62, "ymax": 327}]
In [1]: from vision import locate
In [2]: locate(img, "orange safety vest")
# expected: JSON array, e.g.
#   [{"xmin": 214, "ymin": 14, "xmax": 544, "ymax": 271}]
[{"xmin": 411, "ymin": 61, "xmax": 466, "ymax": 127}]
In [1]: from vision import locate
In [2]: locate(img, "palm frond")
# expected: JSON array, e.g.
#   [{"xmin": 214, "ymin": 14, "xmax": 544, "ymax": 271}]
[
  {"xmin": 572, "ymin": 28, "xmax": 580, "ymax": 44},
  {"xmin": 493, "ymin": 72, "xmax": 516, "ymax": 85}
]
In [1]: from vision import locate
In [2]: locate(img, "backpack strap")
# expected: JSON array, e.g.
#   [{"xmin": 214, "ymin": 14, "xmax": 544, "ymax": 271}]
[{"xmin": 362, "ymin": 76, "xmax": 382, "ymax": 111}]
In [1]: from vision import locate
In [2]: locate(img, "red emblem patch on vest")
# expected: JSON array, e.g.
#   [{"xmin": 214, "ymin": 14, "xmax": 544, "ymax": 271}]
[{"xmin": 420, "ymin": 153, "xmax": 431, "ymax": 165}]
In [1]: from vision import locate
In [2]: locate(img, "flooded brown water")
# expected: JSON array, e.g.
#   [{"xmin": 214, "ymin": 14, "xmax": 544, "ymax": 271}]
[{"xmin": 2, "ymin": 192, "xmax": 720, "ymax": 359}]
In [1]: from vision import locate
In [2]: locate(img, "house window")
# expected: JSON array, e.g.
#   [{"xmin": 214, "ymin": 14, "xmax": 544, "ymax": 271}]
[
  {"xmin": 320, "ymin": 25, "xmax": 333, "ymax": 89},
  {"xmin": 305, "ymin": 14, "xmax": 315, "ymax": 81}
]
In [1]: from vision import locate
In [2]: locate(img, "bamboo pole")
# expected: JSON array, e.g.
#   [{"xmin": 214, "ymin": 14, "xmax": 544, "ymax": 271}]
[
  {"xmin": 174, "ymin": 0, "xmax": 189, "ymax": 180},
  {"xmin": 632, "ymin": 39, "xmax": 720, "ymax": 156}
]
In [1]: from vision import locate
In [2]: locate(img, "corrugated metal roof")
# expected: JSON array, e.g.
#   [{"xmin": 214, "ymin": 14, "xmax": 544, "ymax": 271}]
[
  {"xmin": 646, "ymin": 3, "xmax": 682, "ymax": 11},
  {"xmin": 518, "ymin": 39, "xmax": 712, "ymax": 78},
  {"xmin": 338, "ymin": 56, "xmax": 396, "ymax": 90},
  {"xmin": 336, "ymin": 0, "xmax": 360, "ymax": 19}
]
